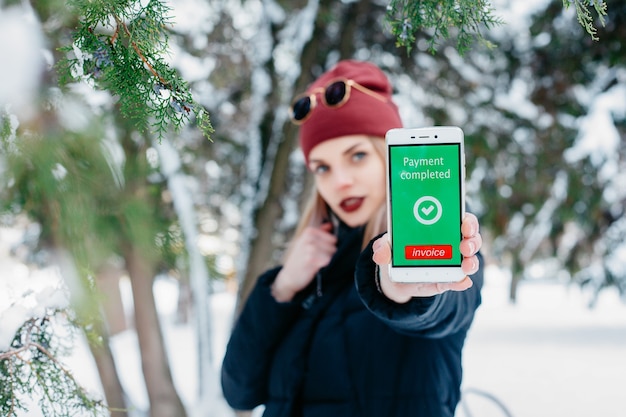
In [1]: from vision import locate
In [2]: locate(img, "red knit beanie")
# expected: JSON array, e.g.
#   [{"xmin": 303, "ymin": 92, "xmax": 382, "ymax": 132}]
[{"xmin": 296, "ymin": 60, "xmax": 403, "ymax": 164}]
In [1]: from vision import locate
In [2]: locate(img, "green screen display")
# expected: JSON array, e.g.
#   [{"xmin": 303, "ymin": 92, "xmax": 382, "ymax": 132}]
[{"xmin": 388, "ymin": 143, "xmax": 463, "ymax": 267}]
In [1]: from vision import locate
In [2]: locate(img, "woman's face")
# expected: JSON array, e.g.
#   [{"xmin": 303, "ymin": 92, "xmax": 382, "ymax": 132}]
[{"xmin": 308, "ymin": 135, "xmax": 386, "ymax": 228}]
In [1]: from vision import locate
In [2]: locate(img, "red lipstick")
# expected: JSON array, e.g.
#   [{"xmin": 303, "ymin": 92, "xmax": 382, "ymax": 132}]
[{"xmin": 340, "ymin": 197, "xmax": 364, "ymax": 213}]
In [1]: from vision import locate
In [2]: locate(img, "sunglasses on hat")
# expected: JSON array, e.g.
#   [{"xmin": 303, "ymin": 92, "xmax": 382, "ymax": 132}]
[{"xmin": 289, "ymin": 78, "xmax": 388, "ymax": 125}]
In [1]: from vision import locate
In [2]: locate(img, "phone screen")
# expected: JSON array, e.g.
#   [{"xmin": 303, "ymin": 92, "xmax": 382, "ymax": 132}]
[{"xmin": 388, "ymin": 142, "xmax": 463, "ymax": 268}]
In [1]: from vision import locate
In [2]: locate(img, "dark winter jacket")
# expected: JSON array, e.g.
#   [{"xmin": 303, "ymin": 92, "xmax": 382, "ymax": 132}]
[{"xmin": 221, "ymin": 223, "xmax": 483, "ymax": 417}]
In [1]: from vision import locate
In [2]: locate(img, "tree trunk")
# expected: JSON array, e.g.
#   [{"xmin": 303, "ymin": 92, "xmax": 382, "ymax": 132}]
[
  {"xmin": 87, "ymin": 322, "xmax": 129, "ymax": 417},
  {"xmin": 238, "ymin": 126, "xmax": 297, "ymax": 312},
  {"xmin": 96, "ymin": 260, "xmax": 128, "ymax": 335},
  {"xmin": 236, "ymin": 0, "xmax": 333, "ymax": 313},
  {"xmin": 123, "ymin": 243, "xmax": 187, "ymax": 417},
  {"xmin": 53, "ymin": 249, "xmax": 130, "ymax": 417},
  {"xmin": 509, "ymin": 255, "xmax": 522, "ymax": 303}
]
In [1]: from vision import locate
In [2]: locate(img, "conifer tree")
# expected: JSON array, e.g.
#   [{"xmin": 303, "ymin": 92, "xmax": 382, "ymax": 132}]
[
  {"xmin": 58, "ymin": 0, "xmax": 214, "ymax": 141},
  {"xmin": 56, "ymin": 0, "xmax": 610, "ymax": 136},
  {"xmin": 0, "ymin": 0, "xmax": 618, "ymax": 416},
  {"xmin": 387, "ymin": 0, "xmax": 608, "ymax": 54}
]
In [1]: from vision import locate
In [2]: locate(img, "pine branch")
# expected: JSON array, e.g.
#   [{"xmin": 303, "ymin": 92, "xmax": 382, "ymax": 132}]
[
  {"xmin": 58, "ymin": 0, "xmax": 214, "ymax": 141},
  {"xmin": 386, "ymin": 0, "xmax": 503, "ymax": 55},
  {"xmin": 0, "ymin": 315, "xmax": 108, "ymax": 417},
  {"xmin": 387, "ymin": 0, "xmax": 609, "ymax": 55},
  {"xmin": 563, "ymin": 0, "xmax": 607, "ymax": 41}
]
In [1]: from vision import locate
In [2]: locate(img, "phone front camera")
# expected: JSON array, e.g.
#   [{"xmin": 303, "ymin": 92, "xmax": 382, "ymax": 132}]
[{"xmin": 434, "ymin": 135, "xmax": 438, "ymax": 139}]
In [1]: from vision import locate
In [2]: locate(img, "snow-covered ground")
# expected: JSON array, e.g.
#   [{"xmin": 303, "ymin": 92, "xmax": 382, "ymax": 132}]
[
  {"xmin": 4, "ymin": 222, "xmax": 626, "ymax": 417},
  {"xmin": 59, "ymin": 263, "xmax": 626, "ymax": 417},
  {"xmin": 460, "ymin": 267, "xmax": 626, "ymax": 417}
]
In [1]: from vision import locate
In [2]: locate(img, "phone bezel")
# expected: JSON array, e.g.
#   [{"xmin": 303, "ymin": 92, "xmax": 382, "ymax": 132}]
[{"xmin": 385, "ymin": 126, "xmax": 466, "ymax": 283}]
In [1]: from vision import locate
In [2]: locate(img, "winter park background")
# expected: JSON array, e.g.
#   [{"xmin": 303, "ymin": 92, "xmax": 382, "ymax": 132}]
[
  {"xmin": 2, "ymin": 244, "xmax": 626, "ymax": 417},
  {"xmin": 1, "ymin": 0, "xmax": 625, "ymax": 417}
]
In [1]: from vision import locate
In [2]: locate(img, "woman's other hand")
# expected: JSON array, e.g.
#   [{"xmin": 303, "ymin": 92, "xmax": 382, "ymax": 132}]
[{"xmin": 271, "ymin": 222, "xmax": 337, "ymax": 302}]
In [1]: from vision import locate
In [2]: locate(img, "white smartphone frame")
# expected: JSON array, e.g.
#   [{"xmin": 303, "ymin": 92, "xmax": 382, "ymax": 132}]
[{"xmin": 385, "ymin": 126, "xmax": 466, "ymax": 283}]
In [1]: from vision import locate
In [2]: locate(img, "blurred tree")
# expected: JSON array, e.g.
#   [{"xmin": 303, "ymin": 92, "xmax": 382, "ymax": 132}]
[
  {"xmin": 1, "ymin": 0, "xmax": 624, "ymax": 415},
  {"xmin": 1, "ymin": 115, "xmax": 130, "ymax": 416},
  {"xmin": 1, "ymin": 3, "xmax": 189, "ymax": 417},
  {"xmin": 408, "ymin": 0, "xmax": 625, "ymax": 302},
  {"xmin": 1, "ymin": 102, "xmax": 188, "ymax": 417},
  {"xmin": 524, "ymin": 0, "xmax": 626, "ymax": 304},
  {"xmin": 51, "ymin": 0, "xmax": 621, "ymax": 314},
  {"xmin": 190, "ymin": 0, "xmax": 624, "ymax": 310}
]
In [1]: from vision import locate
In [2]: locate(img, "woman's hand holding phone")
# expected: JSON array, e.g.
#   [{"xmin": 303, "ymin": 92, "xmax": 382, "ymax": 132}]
[
  {"xmin": 372, "ymin": 213, "xmax": 482, "ymax": 304},
  {"xmin": 271, "ymin": 222, "xmax": 337, "ymax": 302}
]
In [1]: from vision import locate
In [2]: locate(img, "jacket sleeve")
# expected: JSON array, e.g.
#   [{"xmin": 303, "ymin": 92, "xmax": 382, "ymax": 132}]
[
  {"xmin": 354, "ymin": 236, "xmax": 483, "ymax": 338},
  {"xmin": 221, "ymin": 267, "xmax": 302, "ymax": 410}
]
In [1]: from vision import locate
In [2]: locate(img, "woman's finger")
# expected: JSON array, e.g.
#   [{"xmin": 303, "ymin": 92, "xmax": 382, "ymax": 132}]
[
  {"xmin": 372, "ymin": 234, "xmax": 391, "ymax": 265},
  {"xmin": 460, "ymin": 233, "xmax": 482, "ymax": 257},
  {"xmin": 461, "ymin": 212, "xmax": 479, "ymax": 238},
  {"xmin": 461, "ymin": 255, "xmax": 479, "ymax": 276}
]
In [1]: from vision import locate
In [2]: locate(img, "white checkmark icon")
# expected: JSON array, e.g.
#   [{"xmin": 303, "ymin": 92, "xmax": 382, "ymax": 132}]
[
  {"xmin": 414, "ymin": 196, "xmax": 443, "ymax": 225},
  {"xmin": 421, "ymin": 205, "xmax": 435, "ymax": 216}
]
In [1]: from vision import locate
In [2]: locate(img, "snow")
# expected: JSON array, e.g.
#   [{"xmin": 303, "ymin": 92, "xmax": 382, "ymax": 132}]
[
  {"xmin": 493, "ymin": 77, "xmax": 539, "ymax": 121},
  {"xmin": 25, "ymin": 264, "xmax": 622, "ymax": 417},
  {"xmin": 155, "ymin": 137, "xmax": 216, "ymax": 407},
  {"xmin": 2, "ymin": 0, "xmax": 625, "ymax": 415},
  {"xmin": 1, "ymin": 116, "xmax": 624, "ymax": 417},
  {"xmin": 461, "ymin": 265, "xmax": 626, "ymax": 417},
  {"xmin": 564, "ymin": 82, "xmax": 626, "ymax": 179},
  {"xmin": 3, "ymin": 249, "xmax": 626, "ymax": 417},
  {"xmin": 169, "ymin": 0, "xmax": 220, "ymax": 42},
  {"xmin": 59, "ymin": 281, "xmax": 239, "ymax": 417},
  {"xmin": 0, "ymin": 235, "xmax": 69, "ymax": 351},
  {"xmin": 0, "ymin": 5, "xmax": 44, "ymax": 120}
]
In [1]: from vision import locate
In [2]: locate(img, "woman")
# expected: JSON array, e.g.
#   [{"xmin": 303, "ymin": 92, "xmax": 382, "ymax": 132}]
[{"xmin": 221, "ymin": 60, "xmax": 483, "ymax": 417}]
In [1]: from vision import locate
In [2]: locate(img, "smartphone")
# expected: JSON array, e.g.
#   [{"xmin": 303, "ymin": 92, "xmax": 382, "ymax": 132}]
[{"xmin": 385, "ymin": 126, "xmax": 466, "ymax": 282}]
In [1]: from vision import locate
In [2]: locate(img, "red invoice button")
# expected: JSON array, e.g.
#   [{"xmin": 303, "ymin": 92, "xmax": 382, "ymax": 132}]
[{"xmin": 405, "ymin": 245, "xmax": 453, "ymax": 260}]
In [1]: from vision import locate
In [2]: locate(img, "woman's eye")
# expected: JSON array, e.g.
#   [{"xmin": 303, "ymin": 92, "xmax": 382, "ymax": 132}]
[
  {"xmin": 313, "ymin": 164, "xmax": 329, "ymax": 175},
  {"xmin": 352, "ymin": 151, "xmax": 366, "ymax": 162}
]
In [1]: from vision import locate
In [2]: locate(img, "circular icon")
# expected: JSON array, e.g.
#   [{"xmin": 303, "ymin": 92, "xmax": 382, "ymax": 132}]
[{"xmin": 413, "ymin": 196, "xmax": 443, "ymax": 225}]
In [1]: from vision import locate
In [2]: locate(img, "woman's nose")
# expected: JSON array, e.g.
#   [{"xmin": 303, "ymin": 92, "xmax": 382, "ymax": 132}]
[{"xmin": 332, "ymin": 167, "xmax": 354, "ymax": 188}]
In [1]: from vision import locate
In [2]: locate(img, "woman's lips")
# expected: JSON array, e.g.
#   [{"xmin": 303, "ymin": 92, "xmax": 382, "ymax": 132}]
[{"xmin": 340, "ymin": 197, "xmax": 364, "ymax": 213}]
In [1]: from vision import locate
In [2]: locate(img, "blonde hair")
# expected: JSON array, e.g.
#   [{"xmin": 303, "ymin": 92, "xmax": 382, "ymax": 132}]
[{"xmin": 283, "ymin": 136, "xmax": 387, "ymax": 262}]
